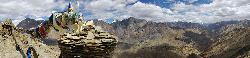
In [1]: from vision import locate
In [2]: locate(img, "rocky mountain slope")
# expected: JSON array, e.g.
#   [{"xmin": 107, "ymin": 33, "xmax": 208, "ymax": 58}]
[
  {"xmin": 16, "ymin": 18, "xmax": 43, "ymax": 30},
  {"xmin": 15, "ymin": 17, "xmax": 250, "ymax": 58},
  {"xmin": 94, "ymin": 17, "xmax": 250, "ymax": 58},
  {"xmin": 0, "ymin": 20, "xmax": 60, "ymax": 58},
  {"xmin": 202, "ymin": 24, "xmax": 250, "ymax": 58}
]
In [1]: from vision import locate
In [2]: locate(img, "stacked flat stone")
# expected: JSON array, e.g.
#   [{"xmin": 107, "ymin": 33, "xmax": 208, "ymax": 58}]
[{"xmin": 58, "ymin": 30, "xmax": 117, "ymax": 58}]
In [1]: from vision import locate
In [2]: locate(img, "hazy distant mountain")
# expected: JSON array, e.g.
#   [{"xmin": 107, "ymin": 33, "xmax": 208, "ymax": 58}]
[
  {"xmin": 94, "ymin": 17, "xmax": 250, "ymax": 58},
  {"xmin": 16, "ymin": 18, "xmax": 43, "ymax": 30},
  {"xmin": 94, "ymin": 18, "xmax": 202, "ymax": 57}
]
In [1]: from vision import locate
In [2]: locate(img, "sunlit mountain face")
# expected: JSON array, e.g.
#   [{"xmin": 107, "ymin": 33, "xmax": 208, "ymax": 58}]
[{"xmin": 1, "ymin": 0, "xmax": 250, "ymax": 58}]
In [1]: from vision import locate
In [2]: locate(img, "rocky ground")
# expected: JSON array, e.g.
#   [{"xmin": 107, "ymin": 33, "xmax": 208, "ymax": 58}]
[
  {"xmin": 0, "ymin": 30, "xmax": 60, "ymax": 58},
  {"xmin": 1, "ymin": 17, "xmax": 250, "ymax": 58}
]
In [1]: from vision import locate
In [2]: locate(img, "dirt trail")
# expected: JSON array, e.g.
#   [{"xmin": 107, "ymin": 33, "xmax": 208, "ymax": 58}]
[{"xmin": 0, "ymin": 33, "xmax": 60, "ymax": 58}]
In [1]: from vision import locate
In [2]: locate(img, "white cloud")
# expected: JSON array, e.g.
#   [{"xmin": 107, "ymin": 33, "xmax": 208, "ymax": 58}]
[
  {"xmin": 0, "ymin": 0, "xmax": 65, "ymax": 24},
  {"xmin": 128, "ymin": 2, "xmax": 168, "ymax": 21},
  {"xmin": 183, "ymin": 0, "xmax": 198, "ymax": 3},
  {"xmin": 1, "ymin": 0, "xmax": 250, "ymax": 24},
  {"xmin": 84, "ymin": 0, "xmax": 172, "ymax": 22},
  {"xmin": 127, "ymin": 0, "xmax": 138, "ymax": 4},
  {"xmin": 168, "ymin": 0, "xmax": 250, "ymax": 23},
  {"xmin": 83, "ymin": 0, "xmax": 250, "ymax": 23},
  {"xmin": 84, "ymin": 0, "xmax": 137, "ymax": 20},
  {"xmin": 35, "ymin": 18, "xmax": 45, "ymax": 21}
]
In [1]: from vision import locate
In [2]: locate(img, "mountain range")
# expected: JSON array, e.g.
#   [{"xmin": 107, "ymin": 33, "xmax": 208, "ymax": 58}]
[{"xmin": 17, "ymin": 17, "xmax": 250, "ymax": 58}]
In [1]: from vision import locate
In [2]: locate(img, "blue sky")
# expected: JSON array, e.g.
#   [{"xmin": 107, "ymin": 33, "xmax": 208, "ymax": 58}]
[
  {"xmin": 139, "ymin": 0, "xmax": 212, "ymax": 8},
  {"xmin": 0, "ymin": 0, "xmax": 250, "ymax": 25},
  {"xmin": 80, "ymin": 0, "xmax": 216, "ymax": 23},
  {"xmin": 102, "ymin": 0, "xmax": 213, "ymax": 23},
  {"xmin": 139, "ymin": 0, "xmax": 174, "ymax": 8}
]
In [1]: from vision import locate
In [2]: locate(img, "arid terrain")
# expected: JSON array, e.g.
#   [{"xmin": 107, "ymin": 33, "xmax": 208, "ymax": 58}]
[{"xmin": 1, "ymin": 17, "xmax": 249, "ymax": 58}]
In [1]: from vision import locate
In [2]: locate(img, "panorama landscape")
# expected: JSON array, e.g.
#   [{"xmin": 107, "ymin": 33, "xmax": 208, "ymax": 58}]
[{"xmin": 0, "ymin": 0, "xmax": 250, "ymax": 58}]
